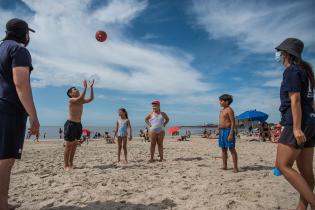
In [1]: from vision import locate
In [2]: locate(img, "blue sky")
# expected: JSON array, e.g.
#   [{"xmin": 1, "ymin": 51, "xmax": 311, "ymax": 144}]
[{"xmin": 1, "ymin": 0, "xmax": 315, "ymax": 126}]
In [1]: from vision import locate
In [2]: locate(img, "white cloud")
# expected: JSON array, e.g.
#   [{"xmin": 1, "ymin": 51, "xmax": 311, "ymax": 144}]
[
  {"xmin": 255, "ymin": 70, "xmax": 282, "ymax": 77},
  {"xmin": 97, "ymin": 94, "xmax": 128, "ymax": 101},
  {"xmin": 263, "ymin": 79, "xmax": 282, "ymax": 88},
  {"xmin": 142, "ymin": 33, "xmax": 159, "ymax": 40},
  {"xmin": 253, "ymin": 69, "xmax": 283, "ymax": 87},
  {"xmin": 93, "ymin": 0, "xmax": 148, "ymax": 24},
  {"xmin": 191, "ymin": 0, "xmax": 315, "ymax": 53},
  {"xmin": 0, "ymin": 0, "xmax": 209, "ymax": 95},
  {"xmin": 232, "ymin": 77, "xmax": 242, "ymax": 81}
]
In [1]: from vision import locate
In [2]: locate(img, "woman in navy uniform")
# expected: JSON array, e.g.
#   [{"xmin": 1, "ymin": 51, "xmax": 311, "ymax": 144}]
[{"xmin": 275, "ymin": 38, "xmax": 315, "ymax": 210}]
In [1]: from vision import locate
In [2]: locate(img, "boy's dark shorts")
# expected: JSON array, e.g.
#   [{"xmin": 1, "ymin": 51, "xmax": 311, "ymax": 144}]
[
  {"xmin": 279, "ymin": 125, "xmax": 315, "ymax": 149},
  {"xmin": 0, "ymin": 112, "xmax": 27, "ymax": 159},
  {"xmin": 64, "ymin": 120, "xmax": 82, "ymax": 141}
]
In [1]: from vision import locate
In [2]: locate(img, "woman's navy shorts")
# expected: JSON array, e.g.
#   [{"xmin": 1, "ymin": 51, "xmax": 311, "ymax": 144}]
[{"xmin": 279, "ymin": 125, "xmax": 315, "ymax": 149}]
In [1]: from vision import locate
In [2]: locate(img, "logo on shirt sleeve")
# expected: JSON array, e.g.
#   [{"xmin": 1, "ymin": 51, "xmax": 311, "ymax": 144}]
[{"xmin": 307, "ymin": 80, "xmax": 314, "ymax": 98}]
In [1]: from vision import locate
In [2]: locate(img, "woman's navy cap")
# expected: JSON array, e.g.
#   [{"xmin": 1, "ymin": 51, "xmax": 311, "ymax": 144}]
[
  {"xmin": 275, "ymin": 38, "xmax": 304, "ymax": 59},
  {"xmin": 6, "ymin": 18, "xmax": 35, "ymax": 33}
]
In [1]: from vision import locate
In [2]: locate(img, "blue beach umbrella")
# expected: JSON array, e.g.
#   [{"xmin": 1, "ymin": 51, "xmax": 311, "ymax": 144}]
[{"xmin": 237, "ymin": 110, "xmax": 269, "ymax": 122}]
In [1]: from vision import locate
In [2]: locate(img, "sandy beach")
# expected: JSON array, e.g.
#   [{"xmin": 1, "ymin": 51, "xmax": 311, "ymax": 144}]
[{"xmin": 9, "ymin": 137, "xmax": 302, "ymax": 210}]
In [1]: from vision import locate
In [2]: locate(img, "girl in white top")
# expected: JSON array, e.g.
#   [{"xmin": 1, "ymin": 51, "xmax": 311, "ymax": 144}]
[
  {"xmin": 114, "ymin": 108, "xmax": 132, "ymax": 163},
  {"xmin": 145, "ymin": 100, "xmax": 169, "ymax": 162}
]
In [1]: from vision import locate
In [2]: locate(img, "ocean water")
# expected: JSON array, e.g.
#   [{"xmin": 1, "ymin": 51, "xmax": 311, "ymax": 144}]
[{"xmin": 33, "ymin": 126, "xmax": 214, "ymax": 140}]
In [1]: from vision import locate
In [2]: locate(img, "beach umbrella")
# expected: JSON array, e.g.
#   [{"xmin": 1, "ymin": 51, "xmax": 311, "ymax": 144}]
[
  {"xmin": 82, "ymin": 129, "xmax": 91, "ymax": 133},
  {"xmin": 166, "ymin": 127, "xmax": 180, "ymax": 134},
  {"xmin": 237, "ymin": 110, "xmax": 269, "ymax": 122}
]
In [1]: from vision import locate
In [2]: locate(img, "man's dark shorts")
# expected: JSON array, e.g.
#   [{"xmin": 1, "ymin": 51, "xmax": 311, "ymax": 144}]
[
  {"xmin": 0, "ymin": 112, "xmax": 27, "ymax": 159},
  {"xmin": 64, "ymin": 120, "xmax": 82, "ymax": 141},
  {"xmin": 279, "ymin": 125, "xmax": 315, "ymax": 149}
]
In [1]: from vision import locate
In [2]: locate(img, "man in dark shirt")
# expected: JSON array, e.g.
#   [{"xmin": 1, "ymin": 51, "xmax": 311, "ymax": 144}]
[{"xmin": 0, "ymin": 18, "xmax": 40, "ymax": 210}]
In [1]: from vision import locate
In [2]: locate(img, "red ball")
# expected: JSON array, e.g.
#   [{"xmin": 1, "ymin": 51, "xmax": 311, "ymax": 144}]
[{"xmin": 95, "ymin": 30, "xmax": 107, "ymax": 42}]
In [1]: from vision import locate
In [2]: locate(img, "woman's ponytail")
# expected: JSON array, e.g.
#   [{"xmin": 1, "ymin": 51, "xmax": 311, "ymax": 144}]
[
  {"xmin": 300, "ymin": 60, "xmax": 315, "ymax": 89},
  {"xmin": 289, "ymin": 53, "xmax": 315, "ymax": 90}
]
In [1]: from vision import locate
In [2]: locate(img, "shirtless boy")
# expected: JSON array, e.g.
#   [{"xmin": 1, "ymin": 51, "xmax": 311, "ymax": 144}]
[
  {"xmin": 218, "ymin": 94, "xmax": 238, "ymax": 173},
  {"xmin": 64, "ymin": 80, "xmax": 94, "ymax": 171}
]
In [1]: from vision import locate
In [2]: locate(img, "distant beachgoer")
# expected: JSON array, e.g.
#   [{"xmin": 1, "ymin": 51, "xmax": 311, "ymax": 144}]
[
  {"xmin": 218, "ymin": 94, "xmax": 238, "ymax": 173},
  {"xmin": 145, "ymin": 127, "xmax": 149, "ymax": 142},
  {"xmin": 114, "ymin": 108, "xmax": 132, "ymax": 163},
  {"xmin": 145, "ymin": 100, "xmax": 169, "ymax": 162},
  {"xmin": 63, "ymin": 80, "xmax": 94, "ymax": 171},
  {"xmin": 275, "ymin": 38, "xmax": 315, "ymax": 209},
  {"xmin": 43, "ymin": 132, "xmax": 46, "ymax": 139},
  {"xmin": 59, "ymin": 128, "xmax": 63, "ymax": 139},
  {"xmin": 186, "ymin": 130, "xmax": 191, "ymax": 138},
  {"xmin": 248, "ymin": 125, "xmax": 253, "ymax": 134},
  {"xmin": 260, "ymin": 122, "xmax": 271, "ymax": 141},
  {"xmin": 33, "ymin": 133, "xmax": 39, "ymax": 142},
  {"xmin": 214, "ymin": 128, "xmax": 219, "ymax": 137},
  {"xmin": 0, "ymin": 18, "xmax": 39, "ymax": 210},
  {"xmin": 271, "ymin": 124, "xmax": 282, "ymax": 143},
  {"xmin": 139, "ymin": 129, "xmax": 146, "ymax": 142},
  {"xmin": 104, "ymin": 132, "xmax": 114, "ymax": 144},
  {"xmin": 202, "ymin": 129, "xmax": 208, "ymax": 138}
]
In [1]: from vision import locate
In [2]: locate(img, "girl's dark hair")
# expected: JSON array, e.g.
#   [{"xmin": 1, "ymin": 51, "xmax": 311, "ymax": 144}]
[
  {"xmin": 287, "ymin": 53, "xmax": 315, "ymax": 89},
  {"xmin": 119, "ymin": 108, "xmax": 128, "ymax": 119},
  {"xmin": 219, "ymin": 94, "xmax": 233, "ymax": 105}
]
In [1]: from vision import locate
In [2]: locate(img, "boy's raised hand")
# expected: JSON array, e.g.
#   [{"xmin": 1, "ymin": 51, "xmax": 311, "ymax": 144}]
[
  {"xmin": 83, "ymin": 80, "xmax": 87, "ymax": 88},
  {"xmin": 89, "ymin": 80, "xmax": 94, "ymax": 87}
]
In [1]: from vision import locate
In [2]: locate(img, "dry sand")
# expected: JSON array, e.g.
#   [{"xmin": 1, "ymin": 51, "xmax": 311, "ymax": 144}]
[{"xmin": 9, "ymin": 137, "xmax": 303, "ymax": 210}]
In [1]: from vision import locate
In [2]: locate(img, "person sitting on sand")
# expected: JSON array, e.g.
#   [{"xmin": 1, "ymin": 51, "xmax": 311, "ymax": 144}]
[
  {"xmin": 114, "ymin": 108, "xmax": 132, "ymax": 163},
  {"xmin": 63, "ymin": 80, "xmax": 94, "ymax": 171},
  {"xmin": 202, "ymin": 129, "xmax": 208, "ymax": 138},
  {"xmin": 271, "ymin": 124, "xmax": 282, "ymax": 143},
  {"xmin": 260, "ymin": 122, "xmax": 271, "ymax": 141},
  {"xmin": 218, "ymin": 94, "xmax": 238, "ymax": 173},
  {"xmin": 145, "ymin": 100, "xmax": 169, "ymax": 162},
  {"xmin": 139, "ymin": 129, "xmax": 145, "ymax": 139},
  {"xmin": 139, "ymin": 129, "xmax": 149, "ymax": 142},
  {"xmin": 214, "ymin": 128, "xmax": 219, "ymax": 137},
  {"xmin": 144, "ymin": 127, "xmax": 150, "ymax": 142},
  {"xmin": 177, "ymin": 135, "xmax": 188, "ymax": 141},
  {"xmin": 104, "ymin": 132, "xmax": 114, "ymax": 144},
  {"xmin": 186, "ymin": 130, "xmax": 191, "ymax": 138}
]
